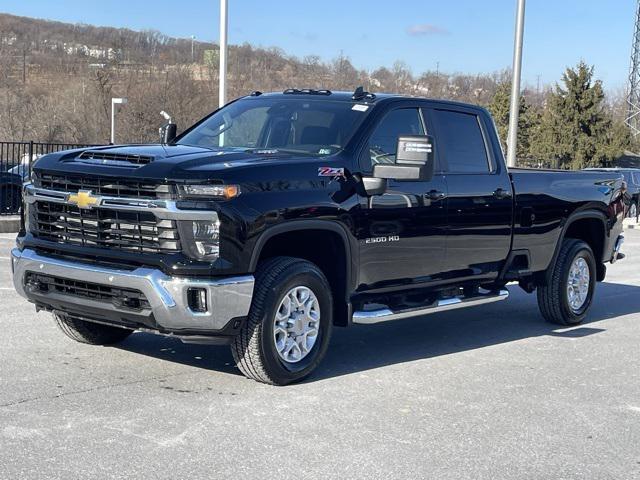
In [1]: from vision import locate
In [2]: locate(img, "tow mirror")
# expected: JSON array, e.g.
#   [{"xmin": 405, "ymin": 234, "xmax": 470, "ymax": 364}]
[
  {"xmin": 373, "ymin": 135, "xmax": 435, "ymax": 183},
  {"xmin": 159, "ymin": 111, "xmax": 177, "ymax": 144}
]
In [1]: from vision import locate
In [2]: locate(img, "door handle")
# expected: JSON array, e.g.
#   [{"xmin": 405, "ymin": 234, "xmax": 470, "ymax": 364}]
[
  {"xmin": 425, "ymin": 189, "xmax": 447, "ymax": 201},
  {"xmin": 493, "ymin": 188, "xmax": 512, "ymax": 199}
]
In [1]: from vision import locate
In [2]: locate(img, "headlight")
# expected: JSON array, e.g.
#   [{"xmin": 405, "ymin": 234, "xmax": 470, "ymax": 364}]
[
  {"xmin": 178, "ymin": 184, "xmax": 240, "ymax": 199},
  {"xmin": 192, "ymin": 220, "xmax": 220, "ymax": 258},
  {"xmin": 178, "ymin": 213, "xmax": 221, "ymax": 262}
]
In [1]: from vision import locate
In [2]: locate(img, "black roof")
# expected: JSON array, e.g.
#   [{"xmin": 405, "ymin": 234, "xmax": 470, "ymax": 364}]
[{"xmin": 244, "ymin": 90, "xmax": 486, "ymax": 111}]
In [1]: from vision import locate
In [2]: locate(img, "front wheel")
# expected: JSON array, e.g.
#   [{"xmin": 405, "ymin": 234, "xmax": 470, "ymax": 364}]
[
  {"xmin": 231, "ymin": 257, "xmax": 333, "ymax": 385},
  {"xmin": 537, "ymin": 239, "xmax": 596, "ymax": 326}
]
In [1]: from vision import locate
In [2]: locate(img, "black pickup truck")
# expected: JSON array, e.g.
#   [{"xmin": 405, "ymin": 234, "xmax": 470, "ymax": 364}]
[{"xmin": 11, "ymin": 88, "xmax": 626, "ymax": 385}]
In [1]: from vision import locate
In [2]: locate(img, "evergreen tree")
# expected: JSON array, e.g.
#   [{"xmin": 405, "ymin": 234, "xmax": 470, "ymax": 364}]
[
  {"xmin": 531, "ymin": 62, "xmax": 614, "ymax": 169},
  {"xmin": 488, "ymin": 80, "xmax": 536, "ymax": 163}
]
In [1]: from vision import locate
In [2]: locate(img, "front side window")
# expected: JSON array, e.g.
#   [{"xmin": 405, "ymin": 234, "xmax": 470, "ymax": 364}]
[
  {"xmin": 431, "ymin": 109, "xmax": 490, "ymax": 173},
  {"xmin": 365, "ymin": 108, "xmax": 424, "ymax": 169},
  {"xmin": 177, "ymin": 97, "xmax": 370, "ymax": 156}
]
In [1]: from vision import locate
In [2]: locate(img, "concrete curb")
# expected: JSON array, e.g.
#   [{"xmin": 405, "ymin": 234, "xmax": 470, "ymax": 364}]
[{"xmin": 0, "ymin": 216, "xmax": 20, "ymax": 233}]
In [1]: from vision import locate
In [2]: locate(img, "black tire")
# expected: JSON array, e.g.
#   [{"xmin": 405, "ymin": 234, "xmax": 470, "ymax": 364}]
[
  {"xmin": 231, "ymin": 257, "xmax": 333, "ymax": 386},
  {"xmin": 54, "ymin": 314, "xmax": 133, "ymax": 345},
  {"xmin": 537, "ymin": 239, "xmax": 596, "ymax": 326}
]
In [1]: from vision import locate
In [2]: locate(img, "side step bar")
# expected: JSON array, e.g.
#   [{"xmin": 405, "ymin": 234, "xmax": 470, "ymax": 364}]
[{"xmin": 352, "ymin": 289, "xmax": 509, "ymax": 325}]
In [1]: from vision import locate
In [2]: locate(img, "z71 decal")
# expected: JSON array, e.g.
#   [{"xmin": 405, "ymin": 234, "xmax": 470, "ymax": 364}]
[{"xmin": 318, "ymin": 167, "xmax": 345, "ymax": 178}]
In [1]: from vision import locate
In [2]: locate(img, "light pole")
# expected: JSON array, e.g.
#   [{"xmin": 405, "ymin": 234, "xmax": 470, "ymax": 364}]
[
  {"xmin": 191, "ymin": 35, "xmax": 196, "ymax": 62},
  {"xmin": 111, "ymin": 97, "xmax": 127, "ymax": 144},
  {"xmin": 219, "ymin": 0, "xmax": 228, "ymax": 108},
  {"xmin": 506, "ymin": 0, "xmax": 526, "ymax": 168}
]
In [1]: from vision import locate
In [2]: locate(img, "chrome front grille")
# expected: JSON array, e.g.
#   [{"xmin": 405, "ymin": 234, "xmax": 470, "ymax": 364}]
[
  {"xmin": 32, "ymin": 201, "xmax": 181, "ymax": 254},
  {"xmin": 35, "ymin": 173, "xmax": 171, "ymax": 199}
]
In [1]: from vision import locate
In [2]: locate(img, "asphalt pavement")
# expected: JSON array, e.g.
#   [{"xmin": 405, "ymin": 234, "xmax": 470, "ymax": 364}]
[{"xmin": 1, "ymin": 231, "xmax": 639, "ymax": 479}]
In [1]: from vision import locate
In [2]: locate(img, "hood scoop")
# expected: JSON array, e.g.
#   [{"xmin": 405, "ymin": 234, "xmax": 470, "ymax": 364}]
[{"xmin": 76, "ymin": 150, "xmax": 154, "ymax": 167}]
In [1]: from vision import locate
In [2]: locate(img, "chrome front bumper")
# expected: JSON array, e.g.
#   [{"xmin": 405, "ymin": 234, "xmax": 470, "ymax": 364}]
[{"xmin": 11, "ymin": 248, "xmax": 254, "ymax": 332}]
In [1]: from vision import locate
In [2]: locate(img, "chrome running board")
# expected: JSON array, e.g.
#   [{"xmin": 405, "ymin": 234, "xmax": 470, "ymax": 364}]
[{"xmin": 352, "ymin": 289, "xmax": 509, "ymax": 325}]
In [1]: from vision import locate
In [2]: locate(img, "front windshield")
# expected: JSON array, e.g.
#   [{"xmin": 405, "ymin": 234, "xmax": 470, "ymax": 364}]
[{"xmin": 177, "ymin": 97, "xmax": 370, "ymax": 156}]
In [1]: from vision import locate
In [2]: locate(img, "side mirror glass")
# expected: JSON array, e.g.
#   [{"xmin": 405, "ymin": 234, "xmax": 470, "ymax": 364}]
[{"xmin": 396, "ymin": 135, "xmax": 435, "ymax": 168}]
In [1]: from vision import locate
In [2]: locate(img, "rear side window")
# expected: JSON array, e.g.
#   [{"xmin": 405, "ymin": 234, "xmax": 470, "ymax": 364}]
[
  {"xmin": 364, "ymin": 108, "xmax": 424, "ymax": 170},
  {"xmin": 431, "ymin": 109, "xmax": 490, "ymax": 173},
  {"xmin": 633, "ymin": 172, "xmax": 640, "ymax": 185}
]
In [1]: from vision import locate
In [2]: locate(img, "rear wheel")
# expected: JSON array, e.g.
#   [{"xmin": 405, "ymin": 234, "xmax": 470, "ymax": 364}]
[
  {"xmin": 54, "ymin": 314, "xmax": 133, "ymax": 345},
  {"xmin": 537, "ymin": 239, "xmax": 596, "ymax": 326},
  {"xmin": 231, "ymin": 257, "xmax": 333, "ymax": 385}
]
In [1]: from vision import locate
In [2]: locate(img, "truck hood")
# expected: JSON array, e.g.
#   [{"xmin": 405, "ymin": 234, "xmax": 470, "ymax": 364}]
[{"xmin": 33, "ymin": 144, "xmax": 328, "ymax": 182}]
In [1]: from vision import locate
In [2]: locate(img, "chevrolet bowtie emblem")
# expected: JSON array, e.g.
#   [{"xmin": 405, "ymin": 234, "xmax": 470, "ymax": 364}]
[{"xmin": 68, "ymin": 190, "xmax": 99, "ymax": 209}]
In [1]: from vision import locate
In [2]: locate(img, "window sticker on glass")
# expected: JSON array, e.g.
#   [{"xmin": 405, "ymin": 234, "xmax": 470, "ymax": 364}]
[{"xmin": 352, "ymin": 104, "xmax": 369, "ymax": 112}]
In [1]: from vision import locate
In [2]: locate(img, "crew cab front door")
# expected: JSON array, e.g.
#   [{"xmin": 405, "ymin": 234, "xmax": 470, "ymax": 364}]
[{"xmin": 356, "ymin": 107, "xmax": 448, "ymax": 291}]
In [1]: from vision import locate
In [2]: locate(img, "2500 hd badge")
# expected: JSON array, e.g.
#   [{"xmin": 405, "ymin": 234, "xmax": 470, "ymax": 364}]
[{"xmin": 365, "ymin": 236, "xmax": 400, "ymax": 244}]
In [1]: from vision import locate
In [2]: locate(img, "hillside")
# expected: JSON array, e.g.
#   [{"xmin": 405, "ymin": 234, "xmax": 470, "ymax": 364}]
[{"xmin": 0, "ymin": 13, "xmax": 522, "ymax": 144}]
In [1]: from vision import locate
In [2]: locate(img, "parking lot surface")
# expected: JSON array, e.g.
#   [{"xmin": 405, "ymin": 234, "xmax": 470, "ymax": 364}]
[{"xmin": 1, "ymin": 231, "xmax": 639, "ymax": 479}]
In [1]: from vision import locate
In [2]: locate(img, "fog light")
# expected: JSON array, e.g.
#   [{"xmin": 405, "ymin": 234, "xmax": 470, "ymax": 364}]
[{"xmin": 187, "ymin": 287, "xmax": 208, "ymax": 313}]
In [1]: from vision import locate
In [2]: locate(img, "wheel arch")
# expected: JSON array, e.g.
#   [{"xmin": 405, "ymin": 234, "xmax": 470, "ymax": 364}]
[
  {"xmin": 249, "ymin": 220, "xmax": 358, "ymax": 326},
  {"xmin": 545, "ymin": 210, "xmax": 608, "ymax": 283}
]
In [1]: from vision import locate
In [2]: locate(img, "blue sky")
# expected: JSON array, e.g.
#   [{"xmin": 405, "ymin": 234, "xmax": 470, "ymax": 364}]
[{"xmin": 0, "ymin": 0, "xmax": 636, "ymax": 90}]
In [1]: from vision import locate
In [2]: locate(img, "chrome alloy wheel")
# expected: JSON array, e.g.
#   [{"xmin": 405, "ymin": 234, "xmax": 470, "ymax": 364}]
[
  {"xmin": 273, "ymin": 286, "xmax": 321, "ymax": 363},
  {"xmin": 567, "ymin": 257, "xmax": 590, "ymax": 312}
]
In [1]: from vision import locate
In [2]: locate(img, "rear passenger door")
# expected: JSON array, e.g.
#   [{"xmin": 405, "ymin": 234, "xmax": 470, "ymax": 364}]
[{"xmin": 425, "ymin": 106, "xmax": 513, "ymax": 281}]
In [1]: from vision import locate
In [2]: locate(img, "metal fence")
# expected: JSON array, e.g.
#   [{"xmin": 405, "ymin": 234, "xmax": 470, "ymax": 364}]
[{"xmin": 0, "ymin": 141, "xmax": 99, "ymax": 215}]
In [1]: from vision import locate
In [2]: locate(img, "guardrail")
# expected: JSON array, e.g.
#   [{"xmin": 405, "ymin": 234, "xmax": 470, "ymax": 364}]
[{"xmin": 0, "ymin": 141, "xmax": 99, "ymax": 215}]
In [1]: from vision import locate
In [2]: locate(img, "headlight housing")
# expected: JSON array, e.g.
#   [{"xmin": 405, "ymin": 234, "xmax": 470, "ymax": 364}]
[
  {"xmin": 178, "ymin": 184, "xmax": 240, "ymax": 200},
  {"xmin": 178, "ymin": 213, "xmax": 222, "ymax": 262},
  {"xmin": 192, "ymin": 220, "xmax": 220, "ymax": 258}
]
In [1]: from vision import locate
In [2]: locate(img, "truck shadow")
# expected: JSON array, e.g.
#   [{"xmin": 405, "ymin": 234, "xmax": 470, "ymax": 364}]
[
  {"xmin": 114, "ymin": 281, "xmax": 640, "ymax": 382},
  {"xmin": 317, "ymin": 281, "xmax": 640, "ymax": 381}
]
